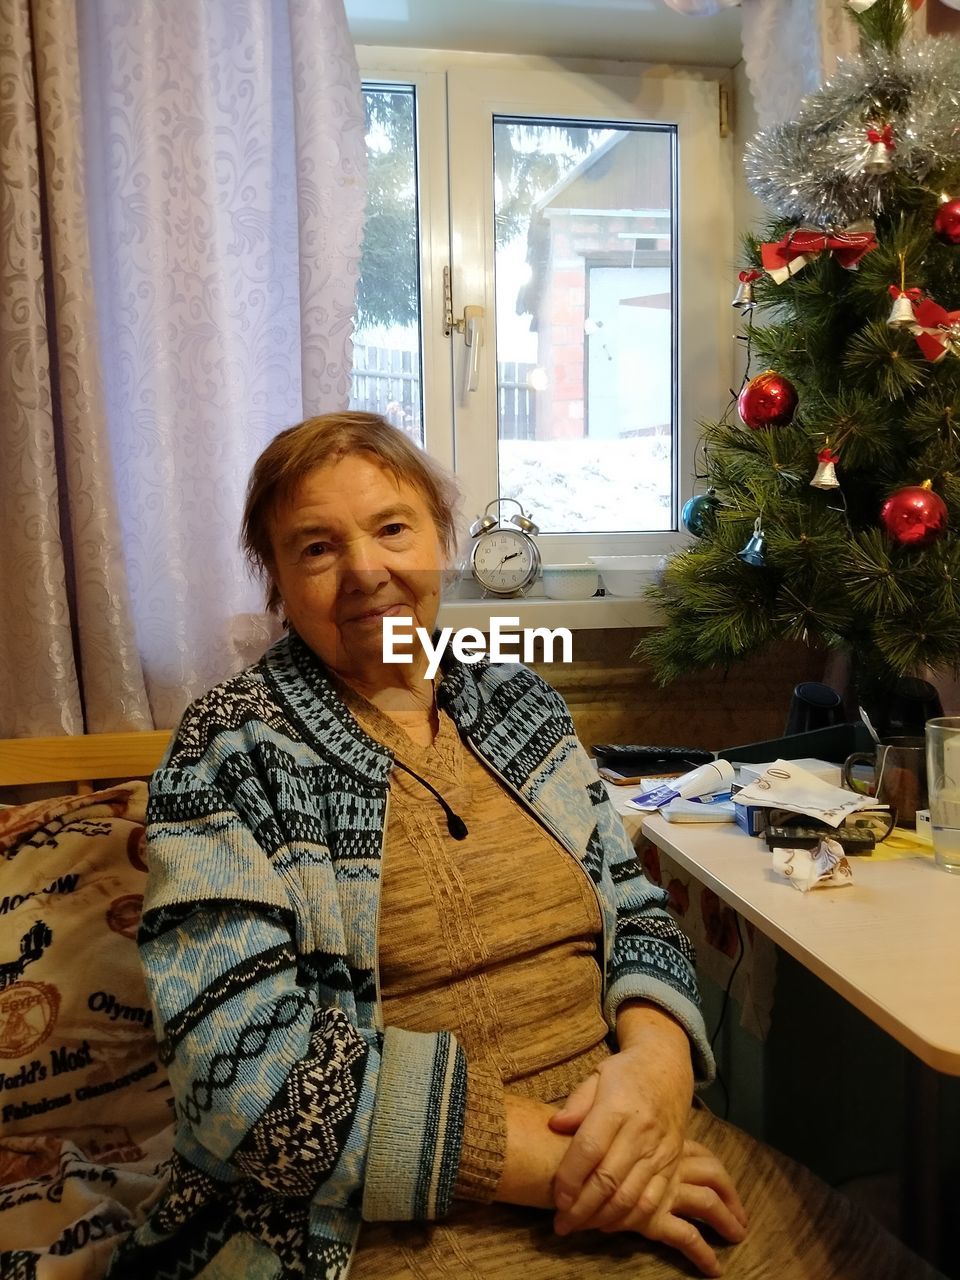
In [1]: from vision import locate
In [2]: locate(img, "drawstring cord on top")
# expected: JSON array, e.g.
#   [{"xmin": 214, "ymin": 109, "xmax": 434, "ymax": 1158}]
[{"xmin": 391, "ymin": 759, "xmax": 469, "ymax": 840}]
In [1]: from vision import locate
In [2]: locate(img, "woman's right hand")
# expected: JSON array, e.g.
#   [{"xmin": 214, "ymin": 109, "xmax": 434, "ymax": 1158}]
[{"xmin": 575, "ymin": 1137, "xmax": 748, "ymax": 1278}]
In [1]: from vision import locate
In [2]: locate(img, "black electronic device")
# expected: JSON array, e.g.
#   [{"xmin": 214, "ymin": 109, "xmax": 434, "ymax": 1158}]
[
  {"xmin": 592, "ymin": 745, "xmax": 714, "ymax": 772},
  {"xmin": 765, "ymin": 824, "xmax": 876, "ymax": 856}
]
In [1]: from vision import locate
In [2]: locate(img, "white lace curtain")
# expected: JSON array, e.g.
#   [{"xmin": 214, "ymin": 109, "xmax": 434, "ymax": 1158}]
[
  {"xmin": 739, "ymin": 0, "xmax": 861, "ymax": 127},
  {"xmin": 0, "ymin": 0, "xmax": 366, "ymax": 736}
]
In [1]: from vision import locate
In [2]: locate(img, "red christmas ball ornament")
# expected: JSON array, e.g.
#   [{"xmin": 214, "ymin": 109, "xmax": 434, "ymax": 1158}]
[
  {"xmin": 737, "ymin": 370, "xmax": 799, "ymax": 430},
  {"xmin": 880, "ymin": 480, "xmax": 948, "ymax": 548},
  {"xmin": 933, "ymin": 198, "xmax": 960, "ymax": 247}
]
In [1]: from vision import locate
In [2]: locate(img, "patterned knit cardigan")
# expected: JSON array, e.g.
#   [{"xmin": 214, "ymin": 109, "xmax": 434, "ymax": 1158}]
[{"xmin": 107, "ymin": 631, "xmax": 712, "ymax": 1280}]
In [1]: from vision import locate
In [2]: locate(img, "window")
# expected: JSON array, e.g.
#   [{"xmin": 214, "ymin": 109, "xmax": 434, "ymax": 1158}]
[
  {"xmin": 351, "ymin": 84, "xmax": 424, "ymax": 446},
  {"xmin": 491, "ymin": 118, "xmax": 676, "ymax": 534},
  {"xmin": 352, "ymin": 54, "xmax": 730, "ymax": 570}
]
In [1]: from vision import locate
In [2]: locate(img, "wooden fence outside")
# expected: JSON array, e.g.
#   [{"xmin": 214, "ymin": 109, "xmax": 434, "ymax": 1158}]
[{"xmin": 350, "ymin": 345, "xmax": 536, "ymax": 441}]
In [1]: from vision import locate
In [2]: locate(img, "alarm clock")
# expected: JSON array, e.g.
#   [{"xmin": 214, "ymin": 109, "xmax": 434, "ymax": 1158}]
[{"xmin": 468, "ymin": 499, "xmax": 541, "ymax": 598}]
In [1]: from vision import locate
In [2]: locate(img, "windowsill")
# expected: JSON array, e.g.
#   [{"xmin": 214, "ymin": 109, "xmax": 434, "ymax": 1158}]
[{"xmin": 437, "ymin": 595, "xmax": 662, "ymax": 631}]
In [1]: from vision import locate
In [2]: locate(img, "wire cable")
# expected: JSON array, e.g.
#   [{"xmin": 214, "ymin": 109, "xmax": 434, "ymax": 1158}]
[{"xmin": 709, "ymin": 913, "xmax": 746, "ymax": 1120}]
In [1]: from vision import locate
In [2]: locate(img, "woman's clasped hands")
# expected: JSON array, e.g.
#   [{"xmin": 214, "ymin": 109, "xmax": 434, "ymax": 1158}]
[{"xmin": 548, "ymin": 1005, "xmax": 749, "ymax": 1278}]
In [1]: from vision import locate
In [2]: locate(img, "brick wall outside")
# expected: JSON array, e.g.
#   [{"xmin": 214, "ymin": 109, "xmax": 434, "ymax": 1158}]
[{"xmin": 536, "ymin": 212, "xmax": 671, "ymax": 441}]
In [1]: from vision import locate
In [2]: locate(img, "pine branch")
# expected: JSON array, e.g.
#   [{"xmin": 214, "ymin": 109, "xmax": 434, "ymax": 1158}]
[
  {"xmin": 849, "ymin": 0, "xmax": 910, "ymax": 56},
  {"xmin": 940, "ymin": 467, "xmax": 960, "ymax": 515},
  {"xmin": 845, "ymin": 212, "xmax": 938, "ymax": 314},
  {"xmin": 905, "ymin": 391, "xmax": 960, "ymax": 454},
  {"xmin": 842, "ymin": 320, "xmax": 927, "ymax": 400},
  {"xmin": 874, "ymin": 609, "xmax": 960, "ymax": 678},
  {"xmin": 770, "ymin": 580, "xmax": 854, "ymax": 647},
  {"xmin": 800, "ymin": 388, "xmax": 901, "ymax": 472},
  {"xmin": 843, "ymin": 528, "xmax": 914, "ymax": 613}
]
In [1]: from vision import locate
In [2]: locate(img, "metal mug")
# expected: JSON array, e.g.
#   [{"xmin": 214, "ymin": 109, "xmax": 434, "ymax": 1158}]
[{"xmin": 842, "ymin": 736, "xmax": 928, "ymax": 829}]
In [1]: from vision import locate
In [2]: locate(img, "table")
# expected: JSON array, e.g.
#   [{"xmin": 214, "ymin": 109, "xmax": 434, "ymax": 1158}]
[
  {"xmin": 631, "ymin": 813, "xmax": 960, "ymax": 1265},
  {"xmin": 634, "ymin": 814, "xmax": 960, "ymax": 1075}
]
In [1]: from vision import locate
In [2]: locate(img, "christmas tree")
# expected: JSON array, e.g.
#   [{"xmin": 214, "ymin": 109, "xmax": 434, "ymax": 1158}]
[{"xmin": 643, "ymin": 0, "xmax": 960, "ymax": 714}]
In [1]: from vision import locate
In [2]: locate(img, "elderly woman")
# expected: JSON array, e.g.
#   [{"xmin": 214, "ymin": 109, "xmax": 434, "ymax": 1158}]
[{"xmin": 108, "ymin": 413, "xmax": 940, "ymax": 1280}]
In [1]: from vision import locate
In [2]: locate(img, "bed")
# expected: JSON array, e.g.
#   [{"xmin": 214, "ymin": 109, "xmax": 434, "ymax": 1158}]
[{"xmin": 0, "ymin": 732, "xmax": 174, "ymax": 1278}]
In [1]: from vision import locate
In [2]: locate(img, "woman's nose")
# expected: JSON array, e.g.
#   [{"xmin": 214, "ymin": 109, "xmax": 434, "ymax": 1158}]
[{"xmin": 341, "ymin": 538, "xmax": 390, "ymax": 591}]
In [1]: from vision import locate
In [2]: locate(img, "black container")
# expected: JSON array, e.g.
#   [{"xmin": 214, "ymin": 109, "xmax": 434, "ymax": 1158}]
[
  {"xmin": 881, "ymin": 676, "xmax": 943, "ymax": 739},
  {"xmin": 784, "ymin": 682, "xmax": 844, "ymax": 736}
]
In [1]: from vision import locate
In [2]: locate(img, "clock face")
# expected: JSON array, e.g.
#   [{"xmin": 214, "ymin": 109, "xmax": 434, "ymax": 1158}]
[{"xmin": 470, "ymin": 527, "xmax": 541, "ymax": 596}]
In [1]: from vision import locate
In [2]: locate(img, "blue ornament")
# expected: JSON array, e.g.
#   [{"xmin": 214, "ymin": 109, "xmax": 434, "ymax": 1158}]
[
  {"xmin": 737, "ymin": 517, "xmax": 767, "ymax": 567},
  {"xmin": 681, "ymin": 489, "xmax": 720, "ymax": 537}
]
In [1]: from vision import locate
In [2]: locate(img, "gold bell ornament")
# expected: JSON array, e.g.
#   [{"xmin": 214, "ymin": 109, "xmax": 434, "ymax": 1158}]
[
  {"xmin": 863, "ymin": 123, "xmax": 895, "ymax": 175},
  {"xmin": 810, "ymin": 445, "xmax": 841, "ymax": 490}
]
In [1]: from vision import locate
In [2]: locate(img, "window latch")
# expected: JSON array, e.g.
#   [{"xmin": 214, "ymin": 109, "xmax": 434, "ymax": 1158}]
[{"xmin": 443, "ymin": 266, "xmax": 485, "ymax": 394}]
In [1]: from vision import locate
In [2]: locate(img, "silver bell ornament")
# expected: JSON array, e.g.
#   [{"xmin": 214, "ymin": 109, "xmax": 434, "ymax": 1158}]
[
  {"xmin": 862, "ymin": 124, "xmax": 895, "ymax": 175},
  {"xmin": 810, "ymin": 446, "xmax": 840, "ymax": 491},
  {"xmin": 887, "ymin": 287, "xmax": 918, "ymax": 329},
  {"xmin": 737, "ymin": 517, "xmax": 767, "ymax": 568},
  {"xmin": 731, "ymin": 270, "xmax": 761, "ymax": 312}
]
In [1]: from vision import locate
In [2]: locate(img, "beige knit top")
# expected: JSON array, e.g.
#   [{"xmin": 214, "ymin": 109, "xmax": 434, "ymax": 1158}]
[{"xmin": 340, "ymin": 681, "xmax": 612, "ymax": 1203}]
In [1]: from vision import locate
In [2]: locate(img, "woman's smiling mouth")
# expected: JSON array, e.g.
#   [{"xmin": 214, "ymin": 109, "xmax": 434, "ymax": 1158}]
[{"xmin": 346, "ymin": 603, "xmax": 411, "ymax": 625}]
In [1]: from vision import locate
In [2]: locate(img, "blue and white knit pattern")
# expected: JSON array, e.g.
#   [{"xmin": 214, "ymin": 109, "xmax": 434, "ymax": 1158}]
[{"xmin": 107, "ymin": 632, "xmax": 711, "ymax": 1280}]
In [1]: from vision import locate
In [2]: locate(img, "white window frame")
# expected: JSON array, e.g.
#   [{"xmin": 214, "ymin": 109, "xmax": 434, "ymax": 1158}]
[
  {"xmin": 356, "ymin": 65, "xmax": 454, "ymax": 471},
  {"xmin": 356, "ymin": 50, "xmax": 734, "ymax": 623}
]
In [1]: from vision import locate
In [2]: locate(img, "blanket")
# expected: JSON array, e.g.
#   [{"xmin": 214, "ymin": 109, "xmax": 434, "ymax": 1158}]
[{"xmin": 0, "ymin": 785, "xmax": 173, "ymax": 1279}]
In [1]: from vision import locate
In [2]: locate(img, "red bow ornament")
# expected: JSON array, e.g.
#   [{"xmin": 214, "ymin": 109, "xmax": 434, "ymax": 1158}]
[
  {"xmin": 911, "ymin": 297, "xmax": 960, "ymax": 362},
  {"xmin": 888, "ymin": 285, "xmax": 922, "ymax": 304},
  {"xmin": 866, "ymin": 124, "xmax": 896, "ymax": 151},
  {"xmin": 761, "ymin": 224, "xmax": 878, "ymax": 284}
]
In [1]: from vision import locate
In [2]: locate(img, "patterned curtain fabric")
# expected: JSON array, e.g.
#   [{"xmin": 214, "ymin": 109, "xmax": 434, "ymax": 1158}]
[
  {"xmin": 739, "ymin": 0, "xmax": 861, "ymax": 128},
  {"xmin": 660, "ymin": 0, "xmax": 739, "ymax": 13},
  {"xmin": 0, "ymin": 0, "xmax": 366, "ymax": 735},
  {"xmin": 738, "ymin": 0, "xmax": 932, "ymax": 129}
]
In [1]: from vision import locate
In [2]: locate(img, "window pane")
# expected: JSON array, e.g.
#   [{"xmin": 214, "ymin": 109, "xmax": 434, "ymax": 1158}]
[
  {"xmin": 351, "ymin": 86, "xmax": 424, "ymax": 446},
  {"xmin": 494, "ymin": 119, "xmax": 675, "ymax": 533}
]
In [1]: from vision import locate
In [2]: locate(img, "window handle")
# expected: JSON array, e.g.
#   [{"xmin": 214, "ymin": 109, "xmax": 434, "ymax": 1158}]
[
  {"xmin": 463, "ymin": 305, "xmax": 484, "ymax": 393},
  {"xmin": 443, "ymin": 266, "xmax": 485, "ymax": 399}
]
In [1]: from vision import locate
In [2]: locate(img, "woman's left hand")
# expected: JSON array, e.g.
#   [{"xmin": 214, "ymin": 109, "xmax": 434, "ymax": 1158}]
[{"xmin": 548, "ymin": 1003, "xmax": 694, "ymax": 1235}]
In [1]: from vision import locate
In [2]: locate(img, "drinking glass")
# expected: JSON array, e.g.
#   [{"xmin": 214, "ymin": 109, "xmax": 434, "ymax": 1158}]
[{"xmin": 925, "ymin": 717, "xmax": 960, "ymax": 873}]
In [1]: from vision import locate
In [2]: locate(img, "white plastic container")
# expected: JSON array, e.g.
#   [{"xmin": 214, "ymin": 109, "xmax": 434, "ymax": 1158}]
[
  {"xmin": 588, "ymin": 554, "xmax": 666, "ymax": 597},
  {"xmin": 541, "ymin": 564, "xmax": 600, "ymax": 600}
]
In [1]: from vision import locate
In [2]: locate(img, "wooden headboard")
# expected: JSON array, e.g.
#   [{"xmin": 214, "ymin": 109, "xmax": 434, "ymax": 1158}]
[{"xmin": 0, "ymin": 731, "xmax": 171, "ymax": 793}]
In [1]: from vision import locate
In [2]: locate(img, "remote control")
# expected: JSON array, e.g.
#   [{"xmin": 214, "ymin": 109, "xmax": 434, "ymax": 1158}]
[{"xmin": 765, "ymin": 825, "xmax": 875, "ymax": 855}]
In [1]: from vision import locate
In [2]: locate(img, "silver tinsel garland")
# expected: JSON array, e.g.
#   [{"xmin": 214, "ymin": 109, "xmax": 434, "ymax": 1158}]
[{"xmin": 745, "ymin": 38, "xmax": 960, "ymax": 226}]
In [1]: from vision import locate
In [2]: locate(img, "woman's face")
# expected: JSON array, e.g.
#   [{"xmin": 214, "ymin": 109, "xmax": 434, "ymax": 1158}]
[{"xmin": 267, "ymin": 453, "xmax": 446, "ymax": 686}]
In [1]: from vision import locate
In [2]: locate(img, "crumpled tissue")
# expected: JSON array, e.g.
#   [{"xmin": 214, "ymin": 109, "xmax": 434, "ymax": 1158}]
[{"xmin": 772, "ymin": 838, "xmax": 854, "ymax": 892}]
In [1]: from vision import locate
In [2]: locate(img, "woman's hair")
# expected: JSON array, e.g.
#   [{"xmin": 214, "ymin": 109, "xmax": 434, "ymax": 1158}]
[{"xmin": 241, "ymin": 411, "xmax": 461, "ymax": 614}]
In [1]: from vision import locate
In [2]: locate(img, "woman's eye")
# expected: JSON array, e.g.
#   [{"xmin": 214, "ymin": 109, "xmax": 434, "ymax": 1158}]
[
  {"xmin": 303, "ymin": 542, "xmax": 328, "ymax": 558},
  {"xmin": 382, "ymin": 523, "xmax": 406, "ymax": 537}
]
